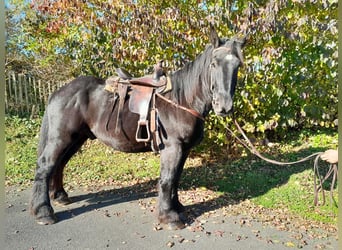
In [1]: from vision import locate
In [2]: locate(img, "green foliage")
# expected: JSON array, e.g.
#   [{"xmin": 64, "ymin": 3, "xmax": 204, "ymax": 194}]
[
  {"xmin": 231, "ymin": 0, "xmax": 338, "ymax": 136},
  {"xmin": 5, "ymin": 0, "xmax": 338, "ymax": 145}
]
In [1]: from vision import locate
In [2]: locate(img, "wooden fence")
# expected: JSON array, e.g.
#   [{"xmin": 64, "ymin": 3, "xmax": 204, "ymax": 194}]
[{"xmin": 5, "ymin": 71, "xmax": 65, "ymax": 116}]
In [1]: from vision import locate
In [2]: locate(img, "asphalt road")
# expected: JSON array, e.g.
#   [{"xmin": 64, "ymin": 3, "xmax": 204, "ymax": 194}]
[{"xmin": 5, "ymin": 186, "xmax": 338, "ymax": 250}]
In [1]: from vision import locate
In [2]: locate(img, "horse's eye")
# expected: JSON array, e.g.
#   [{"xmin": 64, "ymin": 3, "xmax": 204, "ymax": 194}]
[
  {"xmin": 210, "ymin": 83, "xmax": 215, "ymax": 91},
  {"xmin": 210, "ymin": 61, "xmax": 217, "ymax": 68}
]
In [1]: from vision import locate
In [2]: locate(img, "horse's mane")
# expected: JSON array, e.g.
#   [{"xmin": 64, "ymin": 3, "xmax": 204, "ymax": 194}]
[{"xmin": 169, "ymin": 45, "xmax": 214, "ymax": 106}]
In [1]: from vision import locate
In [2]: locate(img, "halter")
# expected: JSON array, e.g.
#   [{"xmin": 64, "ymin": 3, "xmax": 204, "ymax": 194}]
[
  {"xmin": 212, "ymin": 45, "xmax": 244, "ymax": 65},
  {"xmin": 212, "ymin": 46, "xmax": 232, "ymax": 53}
]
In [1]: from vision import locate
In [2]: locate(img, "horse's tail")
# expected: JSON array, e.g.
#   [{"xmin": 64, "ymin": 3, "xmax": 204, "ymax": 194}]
[{"xmin": 37, "ymin": 111, "xmax": 49, "ymax": 157}]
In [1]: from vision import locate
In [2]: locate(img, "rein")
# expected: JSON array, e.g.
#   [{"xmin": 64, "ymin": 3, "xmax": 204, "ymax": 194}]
[{"xmin": 227, "ymin": 119, "xmax": 337, "ymax": 206}]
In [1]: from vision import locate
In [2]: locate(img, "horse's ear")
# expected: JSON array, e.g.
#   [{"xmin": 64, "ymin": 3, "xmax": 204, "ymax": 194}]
[
  {"xmin": 232, "ymin": 35, "xmax": 247, "ymax": 65},
  {"xmin": 233, "ymin": 33, "xmax": 248, "ymax": 49},
  {"xmin": 239, "ymin": 33, "xmax": 248, "ymax": 48},
  {"xmin": 209, "ymin": 24, "xmax": 220, "ymax": 48}
]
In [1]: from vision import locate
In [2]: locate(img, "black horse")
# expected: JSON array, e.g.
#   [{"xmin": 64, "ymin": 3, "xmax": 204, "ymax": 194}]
[{"xmin": 30, "ymin": 27, "xmax": 246, "ymax": 229}]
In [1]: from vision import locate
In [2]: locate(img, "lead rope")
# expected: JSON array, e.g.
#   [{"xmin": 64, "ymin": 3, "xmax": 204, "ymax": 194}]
[
  {"xmin": 226, "ymin": 119, "xmax": 337, "ymax": 206},
  {"xmin": 227, "ymin": 120, "xmax": 322, "ymax": 165}
]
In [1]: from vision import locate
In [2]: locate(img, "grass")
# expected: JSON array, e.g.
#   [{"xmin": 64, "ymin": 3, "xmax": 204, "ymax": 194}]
[
  {"xmin": 252, "ymin": 169, "xmax": 338, "ymax": 224},
  {"xmin": 4, "ymin": 115, "xmax": 161, "ymax": 187},
  {"xmin": 63, "ymin": 141, "xmax": 160, "ymax": 188},
  {"xmin": 5, "ymin": 116, "xmax": 41, "ymax": 186},
  {"xmin": 5, "ymin": 115, "xmax": 338, "ymax": 226}
]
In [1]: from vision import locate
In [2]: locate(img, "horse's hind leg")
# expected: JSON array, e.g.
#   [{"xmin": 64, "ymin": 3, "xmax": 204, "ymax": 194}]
[
  {"xmin": 30, "ymin": 138, "xmax": 69, "ymax": 225},
  {"xmin": 49, "ymin": 163, "xmax": 70, "ymax": 205},
  {"xmin": 49, "ymin": 136, "xmax": 88, "ymax": 205}
]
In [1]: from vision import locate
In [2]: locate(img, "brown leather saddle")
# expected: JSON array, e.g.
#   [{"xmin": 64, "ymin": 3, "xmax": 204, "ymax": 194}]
[{"xmin": 105, "ymin": 61, "xmax": 171, "ymax": 150}]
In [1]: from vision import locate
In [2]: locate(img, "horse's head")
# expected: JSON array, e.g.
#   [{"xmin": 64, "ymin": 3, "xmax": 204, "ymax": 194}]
[{"xmin": 209, "ymin": 26, "xmax": 246, "ymax": 116}]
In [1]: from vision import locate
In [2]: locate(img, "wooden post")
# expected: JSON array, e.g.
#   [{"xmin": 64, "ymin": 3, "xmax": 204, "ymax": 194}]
[
  {"xmin": 23, "ymin": 75, "xmax": 29, "ymax": 114},
  {"xmin": 7, "ymin": 72, "xmax": 13, "ymax": 102},
  {"xmin": 19, "ymin": 73, "xmax": 24, "ymax": 115},
  {"xmin": 30, "ymin": 105, "xmax": 36, "ymax": 119},
  {"xmin": 38, "ymin": 79, "xmax": 42, "ymax": 108},
  {"xmin": 5, "ymin": 72, "xmax": 8, "ymax": 112},
  {"xmin": 32, "ymin": 77, "xmax": 40, "ymax": 113},
  {"xmin": 12, "ymin": 73, "xmax": 18, "ymax": 115},
  {"xmin": 47, "ymin": 81, "xmax": 52, "ymax": 100}
]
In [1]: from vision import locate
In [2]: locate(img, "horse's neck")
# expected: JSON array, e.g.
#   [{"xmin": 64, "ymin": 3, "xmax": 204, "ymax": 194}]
[{"xmin": 170, "ymin": 47, "xmax": 213, "ymax": 117}]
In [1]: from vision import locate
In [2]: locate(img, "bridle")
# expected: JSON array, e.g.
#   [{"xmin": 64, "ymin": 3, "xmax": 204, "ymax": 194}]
[{"xmin": 155, "ymin": 46, "xmax": 242, "ymax": 121}]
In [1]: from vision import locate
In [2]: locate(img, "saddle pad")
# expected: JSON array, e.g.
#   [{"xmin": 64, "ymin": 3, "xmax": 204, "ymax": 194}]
[{"xmin": 104, "ymin": 76, "xmax": 119, "ymax": 93}]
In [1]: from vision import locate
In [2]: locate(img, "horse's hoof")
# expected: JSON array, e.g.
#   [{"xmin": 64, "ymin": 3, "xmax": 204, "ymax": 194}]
[
  {"xmin": 36, "ymin": 215, "xmax": 57, "ymax": 225},
  {"xmin": 53, "ymin": 196, "xmax": 72, "ymax": 206},
  {"xmin": 50, "ymin": 191, "xmax": 71, "ymax": 206},
  {"xmin": 167, "ymin": 221, "xmax": 186, "ymax": 230}
]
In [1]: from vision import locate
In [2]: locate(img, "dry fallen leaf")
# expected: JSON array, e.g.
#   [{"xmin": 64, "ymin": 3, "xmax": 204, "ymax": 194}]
[
  {"xmin": 214, "ymin": 230, "xmax": 224, "ymax": 237},
  {"xmin": 153, "ymin": 225, "xmax": 163, "ymax": 231},
  {"xmin": 188, "ymin": 224, "xmax": 204, "ymax": 232},
  {"xmin": 166, "ymin": 241, "xmax": 175, "ymax": 248},
  {"xmin": 178, "ymin": 237, "xmax": 185, "ymax": 243},
  {"xmin": 285, "ymin": 241, "xmax": 295, "ymax": 247}
]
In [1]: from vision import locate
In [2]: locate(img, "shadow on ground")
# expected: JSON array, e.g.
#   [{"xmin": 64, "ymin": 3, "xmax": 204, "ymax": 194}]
[{"xmin": 55, "ymin": 146, "xmax": 332, "ymax": 224}]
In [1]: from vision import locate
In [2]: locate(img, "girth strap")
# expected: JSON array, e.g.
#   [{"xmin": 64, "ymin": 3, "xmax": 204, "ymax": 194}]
[
  {"xmin": 115, "ymin": 84, "xmax": 128, "ymax": 134},
  {"xmin": 150, "ymin": 93, "xmax": 162, "ymax": 152}
]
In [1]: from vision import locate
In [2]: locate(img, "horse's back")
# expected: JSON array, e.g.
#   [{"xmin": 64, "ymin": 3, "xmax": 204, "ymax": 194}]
[
  {"xmin": 44, "ymin": 76, "xmax": 108, "ymax": 136},
  {"xmin": 49, "ymin": 76, "xmax": 104, "ymax": 103},
  {"xmin": 47, "ymin": 76, "xmax": 107, "ymax": 111}
]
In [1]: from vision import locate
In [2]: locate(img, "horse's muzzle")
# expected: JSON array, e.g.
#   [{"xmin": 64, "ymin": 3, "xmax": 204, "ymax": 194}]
[
  {"xmin": 214, "ymin": 108, "xmax": 233, "ymax": 117},
  {"xmin": 212, "ymin": 100, "xmax": 233, "ymax": 117}
]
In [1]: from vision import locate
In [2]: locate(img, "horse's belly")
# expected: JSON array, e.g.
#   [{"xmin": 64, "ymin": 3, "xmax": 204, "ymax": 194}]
[{"xmin": 97, "ymin": 134, "xmax": 151, "ymax": 153}]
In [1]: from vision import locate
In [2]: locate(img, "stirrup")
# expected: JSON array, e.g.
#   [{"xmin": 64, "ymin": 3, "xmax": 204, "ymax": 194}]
[{"xmin": 136, "ymin": 120, "xmax": 150, "ymax": 142}]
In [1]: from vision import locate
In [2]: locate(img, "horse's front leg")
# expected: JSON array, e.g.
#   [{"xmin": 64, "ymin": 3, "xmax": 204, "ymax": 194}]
[{"xmin": 158, "ymin": 145, "xmax": 189, "ymax": 229}]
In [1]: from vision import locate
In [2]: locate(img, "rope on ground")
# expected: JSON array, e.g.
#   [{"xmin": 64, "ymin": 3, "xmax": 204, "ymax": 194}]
[{"xmin": 226, "ymin": 120, "xmax": 338, "ymax": 206}]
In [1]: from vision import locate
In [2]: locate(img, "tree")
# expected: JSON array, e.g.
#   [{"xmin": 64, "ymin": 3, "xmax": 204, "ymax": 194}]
[
  {"xmin": 235, "ymin": 0, "xmax": 338, "ymax": 134},
  {"xmin": 6, "ymin": 0, "xmax": 338, "ymax": 142}
]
